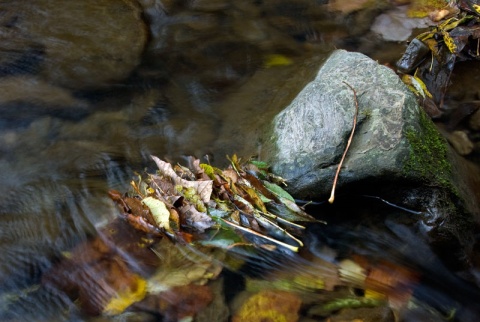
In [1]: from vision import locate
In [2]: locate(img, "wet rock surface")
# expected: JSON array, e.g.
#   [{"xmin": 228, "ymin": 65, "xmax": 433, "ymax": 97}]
[
  {"xmin": 2, "ymin": 0, "xmax": 147, "ymax": 89},
  {"xmin": 263, "ymin": 49, "xmax": 422, "ymax": 198},
  {"xmin": 262, "ymin": 49, "xmax": 480, "ymax": 273},
  {"xmin": 0, "ymin": 76, "xmax": 89, "ymax": 128}
]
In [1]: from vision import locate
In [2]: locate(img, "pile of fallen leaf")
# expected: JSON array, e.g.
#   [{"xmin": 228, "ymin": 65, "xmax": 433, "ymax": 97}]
[
  {"xmin": 109, "ymin": 155, "xmax": 320, "ymax": 253},
  {"xmin": 397, "ymin": 1, "xmax": 480, "ymax": 117},
  {"xmin": 42, "ymin": 155, "xmax": 322, "ymax": 317},
  {"xmin": 39, "ymin": 156, "xmax": 445, "ymax": 320}
]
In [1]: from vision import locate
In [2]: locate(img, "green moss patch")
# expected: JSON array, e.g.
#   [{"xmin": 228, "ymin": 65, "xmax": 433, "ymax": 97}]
[{"xmin": 404, "ymin": 109, "xmax": 452, "ymax": 188}]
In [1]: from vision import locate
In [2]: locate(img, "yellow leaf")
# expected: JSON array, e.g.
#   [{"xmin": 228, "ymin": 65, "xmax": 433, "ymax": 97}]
[
  {"xmin": 401, "ymin": 74, "xmax": 433, "ymax": 99},
  {"xmin": 264, "ymin": 54, "xmax": 293, "ymax": 68},
  {"xmin": 365, "ymin": 289, "xmax": 387, "ymax": 300},
  {"xmin": 103, "ymin": 275, "xmax": 147, "ymax": 315},
  {"xmin": 441, "ymin": 30, "xmax": 457, "ymax": 54},
  {"xmin": 242, "ymin": 186, "xmax": 267, "ymax": 213},
  {"xmin": 473, "ymin": 4, "xmax": 480, "ymax": 15},
  {"xmin": 142, "ymin": 196, "xmax": 171, "ymax": 230}
]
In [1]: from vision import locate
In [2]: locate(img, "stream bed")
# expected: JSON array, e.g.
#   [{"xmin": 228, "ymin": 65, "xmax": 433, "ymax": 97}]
[{"xmin": 1, "ymin": 0, "xmax": 480, "ymax": 321}]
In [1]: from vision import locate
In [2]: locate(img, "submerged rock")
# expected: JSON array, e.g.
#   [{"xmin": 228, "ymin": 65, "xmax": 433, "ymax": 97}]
[
  {"xmin": 5, "ymin": 0, "xmax": 147, "ymax": 89},
  {"xmin": 0, "ymin": 76, "xmax": 89, "ymax": 128}
]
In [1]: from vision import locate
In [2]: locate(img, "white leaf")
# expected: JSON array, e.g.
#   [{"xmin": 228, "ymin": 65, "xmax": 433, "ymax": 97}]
[
  {"xmin": 180, "ymin": 204, "xmax": 214, "ymax": 233},
  {"xmin": 151, "ymin": 156, "xmax": 213, "ymax": 203}
]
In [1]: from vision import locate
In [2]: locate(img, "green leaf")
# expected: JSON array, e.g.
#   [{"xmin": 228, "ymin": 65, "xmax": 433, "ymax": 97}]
[
  {"xmin": 248, "ymin": 160, "xmax": 270, "ymax": 169},
  {"xmin": 266, "ymin": 201, "xmax": 316, "ymax": 223},
  {"xmin": 263, "ymin": 181, "xmax": 295, "ymax": 202}
]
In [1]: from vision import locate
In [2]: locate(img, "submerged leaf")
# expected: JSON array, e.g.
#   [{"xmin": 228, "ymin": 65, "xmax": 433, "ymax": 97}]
[
  {"xmin": 318, "ymin": 297, "xmax": 383, "ymax": 315},
  {"xmin": 266, "ymin": 200, "xmax": 317, "ymax": 223},
  {"xmin": 221, "ymin": 219, "xmax": 299, "ymax": 252},
  {"xmin": 103, "ymin": 275, "xmax": 147, "ymax": 315},
  {"xmin": 264, "ymin": 54, "xmax": 293, "ymax": 68},
  {"xmin": 147, "ymin": 239, "xmax": 223, "ymax": 293},
  {"xmin": 233, "ymin": 290, "xmax": 301, "ymax": 322}
]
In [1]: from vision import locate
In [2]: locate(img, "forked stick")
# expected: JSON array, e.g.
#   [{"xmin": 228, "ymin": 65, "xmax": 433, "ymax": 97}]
[{"xmin": 328, "ymin": 82, "xmax": 360, "ymax": 204}]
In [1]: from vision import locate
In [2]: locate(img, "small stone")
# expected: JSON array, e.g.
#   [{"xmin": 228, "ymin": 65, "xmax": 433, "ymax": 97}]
[
  {"xmin": 447, "ymin": 130, "xmax": 474, "ymax": 156},
  {"xmin": 468, "ymin": 107, "xmax": 480, "ymax": 131},
  {"xmin": 371, "ymin": 6, "xmax": 432, "ymax": 42}
]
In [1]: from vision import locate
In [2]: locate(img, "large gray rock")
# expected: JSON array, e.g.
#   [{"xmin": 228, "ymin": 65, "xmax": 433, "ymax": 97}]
[
  {"xmin": 261, "ymin": 49, "xmax": 480, "ymax": 271},
  {"xmin": 262, "ymin": 49, "xmax": 451, "ymax": 200}
]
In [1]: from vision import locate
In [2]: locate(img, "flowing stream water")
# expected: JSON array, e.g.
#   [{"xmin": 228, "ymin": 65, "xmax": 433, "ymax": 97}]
[{"xmin": 1, "ymin": 1, "xmax": 480, "ymax": 321}]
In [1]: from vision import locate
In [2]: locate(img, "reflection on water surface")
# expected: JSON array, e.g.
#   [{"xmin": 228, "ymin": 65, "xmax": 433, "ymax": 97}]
[{"xmin": 1, "ymin": 0, "xmax": 479, "ymax": 321}]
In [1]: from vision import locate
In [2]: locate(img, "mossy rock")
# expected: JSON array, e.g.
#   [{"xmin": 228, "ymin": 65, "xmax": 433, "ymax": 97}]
[
  {"xmin": 260, "ymin": 50, "xmax": 473, "ymax": 202},
  {"xmin": 261, "ymin": 49, "xmax": 479, "ymax": 267}
]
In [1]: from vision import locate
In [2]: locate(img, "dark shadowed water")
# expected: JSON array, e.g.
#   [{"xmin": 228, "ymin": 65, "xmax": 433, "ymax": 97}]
[{"xmin": 1, "ymin": 1, "xmax": 480, "ymax": 321}]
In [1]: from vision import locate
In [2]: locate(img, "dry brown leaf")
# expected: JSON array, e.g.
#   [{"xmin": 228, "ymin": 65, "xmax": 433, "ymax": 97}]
[{"xmin": 151, "ymin": 156, "xmax": 213, "ymax": 203}]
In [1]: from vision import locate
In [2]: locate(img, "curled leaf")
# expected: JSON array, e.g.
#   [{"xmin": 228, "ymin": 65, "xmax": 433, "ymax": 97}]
[{"xmin": 151, "ymin": 156, "xmax": 213, "ymax": 203}]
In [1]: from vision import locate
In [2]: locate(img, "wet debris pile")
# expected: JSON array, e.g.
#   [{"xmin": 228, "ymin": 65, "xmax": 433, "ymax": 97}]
[
  {"xmin": 41, "ymin": 155, "xmax": 322, "ymax": 317},
  {"xmin": 397, "ymin": 1, "xmax": 480, "ymax": 118},
  {"xmin": 109, "ymin": 155, "xmax": 321, "ymax": 253}
]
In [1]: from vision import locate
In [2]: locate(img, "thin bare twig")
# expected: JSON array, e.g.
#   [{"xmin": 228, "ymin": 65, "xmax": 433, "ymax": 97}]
[{"xmin": 329, "ymin": 82, "xmax": 360, "ymax": 204}]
